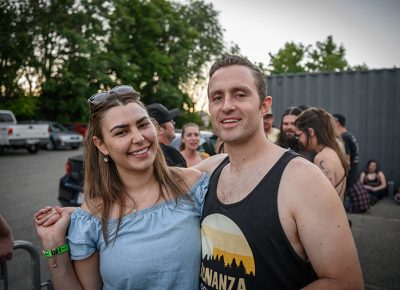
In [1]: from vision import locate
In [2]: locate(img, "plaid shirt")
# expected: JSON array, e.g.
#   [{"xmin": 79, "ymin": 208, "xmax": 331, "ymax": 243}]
[{"xmin": 348, "ymin": 181, "xmax": 371, "ymax": 213}]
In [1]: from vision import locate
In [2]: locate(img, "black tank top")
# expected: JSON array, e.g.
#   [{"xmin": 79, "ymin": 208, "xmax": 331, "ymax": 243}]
[{"xmin": 200, "ymin": 151, "xmax": 317, "ymax": 290}]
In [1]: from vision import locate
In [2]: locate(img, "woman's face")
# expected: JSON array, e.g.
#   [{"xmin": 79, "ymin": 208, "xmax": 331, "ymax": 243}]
[
  {"xmin": 182, "ymin": 125, "xmax": 200, "ymax": 151},
  {"xmin": 95, "ymin": 102, "xmax": 158, "ymax": 174},
  {"xmin": 368, "ymin": 162, "xmax": 377, "ymax": 173}
]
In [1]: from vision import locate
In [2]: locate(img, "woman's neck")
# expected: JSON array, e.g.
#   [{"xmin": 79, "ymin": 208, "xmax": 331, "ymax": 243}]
[{"xmin": 182, "ymin": 147, "xmax": 199, "ymax": 158}]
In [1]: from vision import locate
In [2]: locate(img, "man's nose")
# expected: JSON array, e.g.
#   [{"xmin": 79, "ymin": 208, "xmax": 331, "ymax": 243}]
[{"xmin": 221, "ymin": 96, "xmax": 236, "ymax": 112}]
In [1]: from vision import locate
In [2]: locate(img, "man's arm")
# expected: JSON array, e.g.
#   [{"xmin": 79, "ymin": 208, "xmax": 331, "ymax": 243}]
[
  {"xmin": 281, "ymin": 159, "xmax": 364, "ymax": 290},
  {"xmin": 0, "ymin": 214, "xmax": 13, "ymax": 263},
  {"xmin": 193, "ymin": 153, "xmax": 227, "ymax": 175}
]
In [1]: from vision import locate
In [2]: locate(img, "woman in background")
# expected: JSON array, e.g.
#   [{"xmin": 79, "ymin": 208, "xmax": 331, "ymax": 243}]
[
  {"xmin": 180, "ymin": 123, "xmax": 209, "ymax": 167},
  {"xmin": 295, "ymin": 108, "xmax": 349, "ymax": 201},
  {"xmin": 359, "ymin": 159, "xmax": 387, "ymax": 203}
]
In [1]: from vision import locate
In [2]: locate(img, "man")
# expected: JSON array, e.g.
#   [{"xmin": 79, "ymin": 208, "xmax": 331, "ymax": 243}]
[
  {"xmin": 294, "ymin": 108, "xmax": 349, "ymax": 201},
  {"xmin": 276, "ymin": 106, "xmax": 303, "ymax": 150},
  {"xmin": 198, "ymin": 55, "xmax": 363, "ymax": 289},
  {"xmin": 146, "ymin": 103, "xmax": 187, "ymax": 167},
  {"xmin": 263, "ymin": 109, "xmax": 280, "ymax": 143},
  {"xmin": 0, "ymin": 214, "xmax": 13, "ymax": 263},
  {"xmin": 333, "ymin": 113, "xmax": 360, "ymax": 191}
]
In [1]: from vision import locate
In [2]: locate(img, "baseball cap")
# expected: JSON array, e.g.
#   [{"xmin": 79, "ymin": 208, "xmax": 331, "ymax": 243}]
[
  {"xmin": 147, "ymin": 103, "xmax": 180, "ymax": 125},
  {"xmin": 264, "ymin": 109, "xmax": 274, "ymax": 118}
]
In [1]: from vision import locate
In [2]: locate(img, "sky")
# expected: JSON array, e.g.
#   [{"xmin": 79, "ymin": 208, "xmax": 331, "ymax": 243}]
[{"xmin": 204, "ymin": 0, "xmax": 400, "ymax": 69}]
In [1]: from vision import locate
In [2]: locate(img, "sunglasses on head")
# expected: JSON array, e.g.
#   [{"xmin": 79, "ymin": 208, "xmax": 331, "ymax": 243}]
[{"xmin": 88, "ymin": 85, "xmax": 139, "ymax": 105}]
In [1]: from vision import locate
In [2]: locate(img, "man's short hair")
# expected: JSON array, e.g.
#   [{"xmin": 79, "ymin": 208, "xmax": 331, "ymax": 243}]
[
  {"xmin": 333, "ymin": 113, "xmax": 346, "ymax": 127},
  {"xmin": 209, "ymin": 55, "xmax": 267, "ymax": 102}
]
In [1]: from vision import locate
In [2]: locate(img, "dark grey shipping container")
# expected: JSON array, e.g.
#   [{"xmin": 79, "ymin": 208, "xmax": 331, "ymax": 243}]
[{"xmin": 267, "ymin": 68, "xmax": 400, "ymax": 191}]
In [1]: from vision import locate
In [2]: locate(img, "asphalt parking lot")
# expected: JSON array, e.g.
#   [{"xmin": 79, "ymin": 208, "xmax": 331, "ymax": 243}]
[{"xmin": 0, "ymin": 148, "xmax": 399, "ymax": 289}]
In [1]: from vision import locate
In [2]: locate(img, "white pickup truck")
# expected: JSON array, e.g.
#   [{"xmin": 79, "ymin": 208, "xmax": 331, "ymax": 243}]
[{"xmin": 0, "ymin": 110, "xmax": 50, "ymax": 153}]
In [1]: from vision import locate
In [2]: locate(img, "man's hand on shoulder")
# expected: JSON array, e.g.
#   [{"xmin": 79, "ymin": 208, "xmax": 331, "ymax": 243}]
[{"xmin": 193, "ymin": 153, "xmax": 227, "ymax": 174}]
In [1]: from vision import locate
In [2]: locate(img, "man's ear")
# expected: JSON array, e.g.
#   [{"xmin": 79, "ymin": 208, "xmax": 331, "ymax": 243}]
[
  {"xmin": 307, "ymin": 127, "xmax": 315, "ymax": 137},
  {"xmin": 93, "ymin": 136, "xmax": 108, "ymax": 156},
  {"xmin": 261, "ymin": 96, "xmax": 273, "ymax": 116}
]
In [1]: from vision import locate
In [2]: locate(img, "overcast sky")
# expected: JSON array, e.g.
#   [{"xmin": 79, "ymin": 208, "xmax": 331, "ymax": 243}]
[{"xmin": 205, "ymin": 0, "xmax": 400, "ymax": 69}]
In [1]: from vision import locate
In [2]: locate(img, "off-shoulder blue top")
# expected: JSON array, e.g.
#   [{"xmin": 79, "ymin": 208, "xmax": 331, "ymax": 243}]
[{"xmin": 67, "ymin": 172, "xmax": 209, "ymax": 290}]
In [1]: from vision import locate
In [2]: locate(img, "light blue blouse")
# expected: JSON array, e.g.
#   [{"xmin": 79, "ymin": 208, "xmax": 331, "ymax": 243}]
[{"xmin": 67, "ymin": 173, "xmax": 209, "ymax": 290}]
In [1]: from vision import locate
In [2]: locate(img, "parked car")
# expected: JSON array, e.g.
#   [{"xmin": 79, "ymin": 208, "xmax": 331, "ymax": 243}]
[
  {"xmin": 0, "ymin": 110, "xmax": 49, "ymax": 153},
  {"xmin": 38, "ymin": 121, "xmax": 83, "ymax": 150},
  {"xmin": 59, "ymin": 154, "xmax": 84, "ymax": 206},
  {"xmin": 63, "ymin": 122, "xmax": 87, "ymax": 137}
]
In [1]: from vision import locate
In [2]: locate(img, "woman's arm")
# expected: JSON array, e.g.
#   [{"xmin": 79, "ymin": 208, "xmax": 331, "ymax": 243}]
[
  {"xmin": 370, "ymin": 172, "xmax": 387, "ymax": 191},
  {"xmin": 359, "ymin": 172, "xmax": 366, "ymax": 184},
  {"xmin": 35, "ymin": 207, "xmax": 102, "ymax": 289}
]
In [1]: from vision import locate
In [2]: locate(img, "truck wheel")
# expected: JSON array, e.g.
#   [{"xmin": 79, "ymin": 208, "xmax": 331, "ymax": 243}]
[{"xmin": 27, "ymin": 144, "xmax": 40, "ymax": 154}]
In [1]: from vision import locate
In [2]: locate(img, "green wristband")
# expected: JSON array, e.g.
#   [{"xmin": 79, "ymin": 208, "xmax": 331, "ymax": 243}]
[{"xmin": 43, "ymin": 243, "xmax": 69, "ymax": 258}]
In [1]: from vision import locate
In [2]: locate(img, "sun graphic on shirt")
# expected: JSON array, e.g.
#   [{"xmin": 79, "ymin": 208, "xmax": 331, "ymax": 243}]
[{"xmin": 201, "ymin": 213, "xmax": 255, "ymax": 275}]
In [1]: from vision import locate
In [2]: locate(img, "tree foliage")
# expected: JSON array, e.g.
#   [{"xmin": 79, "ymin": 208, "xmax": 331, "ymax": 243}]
[
  {"xmin": 268, "ymin": 36, "xmax": 368, "ymax": 75},
  {"xmin": 0, "ymin": 0, "xmax": 224, "ymax": 122}
]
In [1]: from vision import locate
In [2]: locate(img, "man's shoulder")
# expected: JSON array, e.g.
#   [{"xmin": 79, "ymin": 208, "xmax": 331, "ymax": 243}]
[
  {"xmin": 160, "ymin": 143, "xmax": 178, "ymax": 153},
  {"xmin": 160, "ymin": 143, "xmax": 187, "ymax": 167}
]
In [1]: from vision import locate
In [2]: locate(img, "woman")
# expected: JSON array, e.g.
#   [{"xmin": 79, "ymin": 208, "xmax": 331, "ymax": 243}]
[
  {"xmin": 179, "ymin": 123, "xmax": 209, "ymax": 167},
  {"xmin": 34, "ymin": 85, "xmax": 210, "ymax": 289},
  {"xmin": 359, "ymin": 159, "xmax": 387, "ymax": 202},
  {"xmin": 295, "ymin": 108, "xmax": 349, "ymax": 201}
]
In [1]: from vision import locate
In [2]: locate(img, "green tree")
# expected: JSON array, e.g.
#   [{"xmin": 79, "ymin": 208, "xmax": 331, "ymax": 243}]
[
  {"xmin": 1, "ymin": 0, "xmax": 224, "ymax": 121},
  {"xmin": 306, "ymin": 35, "xmax": 349, "ymax": 72},
  {"xmin": 106, "ymin": 0, "xmax": 223, "ymax": 109},
  {"xmin": 268, "ymin": 42, "xmax": 308, "ymax": 74},
  {"xmin": 268, "ymin": 36, "xmax": 368, "ymax": 75}
]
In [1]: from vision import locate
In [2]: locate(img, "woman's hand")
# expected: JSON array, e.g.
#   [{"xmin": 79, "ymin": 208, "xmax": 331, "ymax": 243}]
[
  {"xmin": 363, "ymin": 185, "xmax": 374, "ymax": 191},
  {"xmin": 34, "ymin": 206, "xmax": 73, "ymax": 249}
]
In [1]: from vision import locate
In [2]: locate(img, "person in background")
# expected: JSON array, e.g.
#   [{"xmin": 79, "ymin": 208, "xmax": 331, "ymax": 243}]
[
  {"xmin": 263, "ymin": 109, "xmax": 280, "ymax": 143},
  {"xmin": 200, "ymin": 55, "xmax": 362, "ymax": 289},
  {"xmin": 276, "ymin": 106, "xmax": 303, "ymax": 151},
  {"xmin": 147, "ymin": 103, "xmax": 187, "ymax": 167},
  {"xmin": 0, "ymin": 214, "xmax": 13, "ymax": 263},
  {"xmin": 295, "ymin": 108, "xmax": 349, "ymax": 201},
  {"xmin": 359, "ymin": 159, "xmax": 387, "ymax": 203},
  {"xmin": 333, "ymin": 113, "xmax": 360, "ymax": 192},
  {"xmin": 34, "ymin": 86, "xmax": 210, "ymax": 289},
  {"xmin": 180, "ymin": 123, "xmax": 209, "ymax": 167}
]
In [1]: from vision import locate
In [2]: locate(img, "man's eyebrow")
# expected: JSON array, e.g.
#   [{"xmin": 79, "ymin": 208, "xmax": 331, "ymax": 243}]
[{"xmin": 209, "ymin": 85, "xmax": 251, "ymax": 96}]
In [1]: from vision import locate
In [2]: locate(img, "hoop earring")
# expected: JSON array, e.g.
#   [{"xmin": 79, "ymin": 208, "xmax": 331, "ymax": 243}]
[{"xmin": 104, "ymin": 155, "xmax": 109, "ymax": 163}]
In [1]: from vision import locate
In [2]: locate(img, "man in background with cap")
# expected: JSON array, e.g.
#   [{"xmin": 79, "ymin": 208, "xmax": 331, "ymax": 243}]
[
  {"xmin": 263, "ymin": 109, "xmax": 280, "ymax": 143},
  {"xmin": 147, "ymin": 103, "xmax": 187, "ymax": 167}
]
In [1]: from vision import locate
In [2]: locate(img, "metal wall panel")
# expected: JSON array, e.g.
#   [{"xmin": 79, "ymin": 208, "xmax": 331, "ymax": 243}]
[{"xmin": 267, "ymin": 69, "xmax": 400, "ymax": 189}]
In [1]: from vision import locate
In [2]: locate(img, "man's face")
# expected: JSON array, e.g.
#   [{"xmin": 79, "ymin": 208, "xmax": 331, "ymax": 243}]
[
  {"xmin": 282, "ymin": 115, "xmax": 297, "ymax": 137},
  {"xmin": 208, "ymin": 65, "xmax": 270, "ymax": 144},
  {"xmin": 294, "ymin": 127, "xmax": 307, "ymax": 150},
  {"xmin": 263, "ymin": 114, "xmax": 274, "ymax": 134},
  {"xmin": 162, "ymin": 120, "xmax": 176, "ymax": 143}
]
